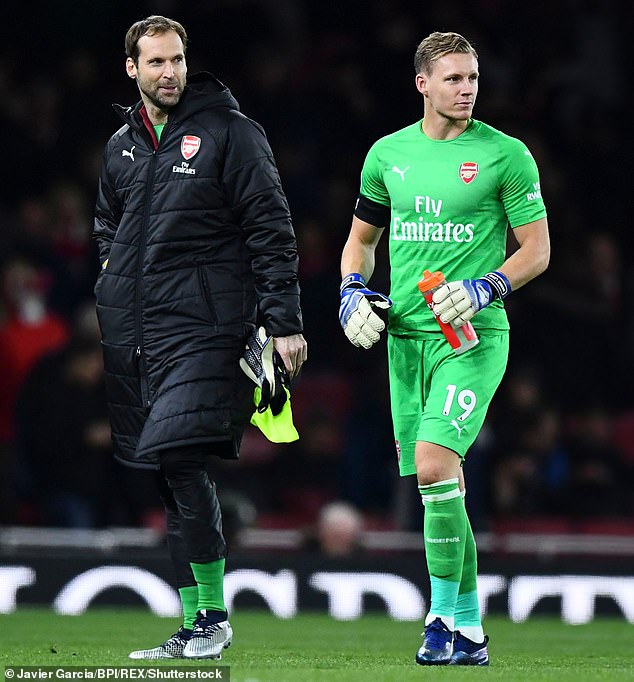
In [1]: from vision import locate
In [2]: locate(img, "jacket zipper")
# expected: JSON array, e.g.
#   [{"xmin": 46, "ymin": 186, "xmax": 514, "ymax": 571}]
[{"xmin": 136, "ymin": 149, "xmax": 157, "ymax": 409}]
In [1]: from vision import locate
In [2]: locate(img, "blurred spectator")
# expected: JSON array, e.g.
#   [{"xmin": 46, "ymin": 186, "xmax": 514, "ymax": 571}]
[
  {"xmin": 491, "ymin": 402, "xmax": 632, "ymax": 520},
  {"xmin": 13, "ymin": 303, "xmax": 156, "ymax": 527},
  {"xmin": 0, "ymin": 256, "xmax": 70, "ymax": 523},
  {"xmin": 341, "ymin": 363, "xmax": 395, "ymax": 516},
  {"xmin": 520, "ymin": 231, "xmax": 626, "ymax": 411},
  {"xmin": 0, "ymin": 257, "xmax": 70, "ymax": 446},
  {"xmin": 457, "ymin": 365, "xmax": 547, "ymax": 529},
  {"xmin": 267, "ymin": 402, "xmax": 343, "ymax": 523},
  {"xmin": 492, "ymin": 406, "xmax": 568, "ymax": 517},
  {"xmin": 294, "ymin": 217, "xmax": 343, "ymax": 369},
  {"xmin": 563, "ymin": 405, "xmax": 630, "ymax": 517},
  {"xmin": 13, "ymin": 303, "xmax": 108, "ymax": 526},
  {"xmin": 7, "ymin": 189, "xmax": 99, "ymax": 320},
  {"xmin": 303, "ymin": 501, "xmax": 365, "ymax": 556},
  {"xmin": 45, "ymin": 182, "xmax": 99, "ymax": 317}
]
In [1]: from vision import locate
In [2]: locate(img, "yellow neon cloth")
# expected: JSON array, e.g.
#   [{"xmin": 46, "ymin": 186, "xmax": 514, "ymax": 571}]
[{"xmin": 250, "ymin": 387, "xmax": 299, "ymax": 442}]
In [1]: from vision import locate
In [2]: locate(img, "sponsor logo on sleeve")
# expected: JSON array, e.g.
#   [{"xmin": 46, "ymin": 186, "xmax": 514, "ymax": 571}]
[{"xmin": 526, "ymin": 182, "xmax": 542, "ymax": 201}]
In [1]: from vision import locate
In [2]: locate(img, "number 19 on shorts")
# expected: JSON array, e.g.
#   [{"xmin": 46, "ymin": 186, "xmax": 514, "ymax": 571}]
[{"xmin": 442, "ymin": 384, "xmax": 477, "ymax": 421}]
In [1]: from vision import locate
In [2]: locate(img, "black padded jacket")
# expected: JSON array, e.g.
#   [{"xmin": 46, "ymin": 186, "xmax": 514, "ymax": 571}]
[{"xmin": 93, "ymin": 73, "xmax": 302, "ymax": 468}]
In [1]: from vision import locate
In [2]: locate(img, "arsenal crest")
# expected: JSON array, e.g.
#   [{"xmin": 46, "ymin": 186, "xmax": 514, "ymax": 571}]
[
  {"xmin": 181, "ymin": 135, "xmax": 201, "ymax": 160},
  {"xmin": 459, "ymin": 161, "xmax": 478, "ymax": 184}
]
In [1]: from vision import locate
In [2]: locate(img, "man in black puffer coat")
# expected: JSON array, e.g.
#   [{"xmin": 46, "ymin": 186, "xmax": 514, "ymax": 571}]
[{"xmin": 93, "ymin": 15, "xmax": 307, "ymax": 660}]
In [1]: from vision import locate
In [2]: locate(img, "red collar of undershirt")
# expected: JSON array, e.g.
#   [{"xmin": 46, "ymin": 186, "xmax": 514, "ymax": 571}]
[{"xmin": 139, "ymin": 105, "xmax": 159, "ymax": 150}]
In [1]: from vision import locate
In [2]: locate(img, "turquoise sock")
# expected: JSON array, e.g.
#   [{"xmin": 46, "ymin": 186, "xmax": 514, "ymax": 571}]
[{"xmin": 420, "ymin": 479, "xmax": 466, "ymax": 627}]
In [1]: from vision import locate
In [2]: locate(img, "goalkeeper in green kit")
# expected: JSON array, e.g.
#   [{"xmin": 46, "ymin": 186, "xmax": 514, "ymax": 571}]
[{"xmin": 339, "ymin": 32, "xmax": 550, "ymax": 666}]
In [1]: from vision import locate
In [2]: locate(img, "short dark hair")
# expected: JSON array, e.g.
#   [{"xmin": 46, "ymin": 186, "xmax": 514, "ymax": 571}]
[
  {"xmin": 414, "ymin": 31, "xmax": 477, "ymax": 75},
  {"xmin": 125, "ymin": 15, "xmax": 188, "ymax": 64}
]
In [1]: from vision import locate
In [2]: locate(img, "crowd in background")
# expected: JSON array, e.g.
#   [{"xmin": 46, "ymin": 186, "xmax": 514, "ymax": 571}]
[{"xmin": 0, "ymin": 0, "xmax": 632, "ymax": 538}]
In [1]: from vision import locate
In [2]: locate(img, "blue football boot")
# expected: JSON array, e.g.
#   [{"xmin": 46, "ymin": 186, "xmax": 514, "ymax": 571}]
[
  {"xmin": 450, "ymin": 631, "xmax": 490, "ymax": 665},
  {"xmin": 415, "ymin": 618, "xmax": 453, "ymax": 665}
]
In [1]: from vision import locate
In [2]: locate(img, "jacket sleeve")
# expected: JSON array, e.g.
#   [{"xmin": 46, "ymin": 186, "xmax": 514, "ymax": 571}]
[
  {"xmin": 221, "ymin": 112, "xmax": 303, "ymax": 336},
  {"xmin": 93, "ymin": 146, "xmax": 122, "ymax": 266}
]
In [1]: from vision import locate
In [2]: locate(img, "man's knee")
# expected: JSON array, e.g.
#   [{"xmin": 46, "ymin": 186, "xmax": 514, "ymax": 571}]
[
  {"xmin": 415, "ymin": 442, "xmax": 462, "ymax": 485},
  {"xmin": 417, "ymin": 463, "xmax": 448, "ymax": 486},
  {"xmin": 160, "ymin": 446, "xmax": 208, "ymax": 484}
]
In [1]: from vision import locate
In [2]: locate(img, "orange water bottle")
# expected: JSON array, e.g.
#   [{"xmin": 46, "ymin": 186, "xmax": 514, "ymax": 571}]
[{"xmin": 417, "ymin": 269, "xmax": 479, "ymax": 355}]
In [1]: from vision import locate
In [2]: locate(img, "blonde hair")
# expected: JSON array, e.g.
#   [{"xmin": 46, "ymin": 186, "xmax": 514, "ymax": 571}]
[{"xmin": 414, "ymin": 31, "xmax": 477, "ymax": 74}]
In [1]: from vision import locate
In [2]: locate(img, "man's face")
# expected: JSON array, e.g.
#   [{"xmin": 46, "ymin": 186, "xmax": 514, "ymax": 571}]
[
  {"xmin": 416, "ymin": 52, "xmax": 479, "ymax": 121},
  {"xmin": 126, "ymin": 31, "xmax": 187, "ymax": 111}
]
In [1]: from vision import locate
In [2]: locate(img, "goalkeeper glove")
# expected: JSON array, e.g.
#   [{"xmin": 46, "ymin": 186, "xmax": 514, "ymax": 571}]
[
  {"xmin": 339, "ymin": 273, "xmax": 393, "ymax": 349},
  {"xmin": 240, "ymin": 326, "xmax": 290, "ymax": 416},
  {"xmin": 432, "ymin": 271, "xmax": 512, "ymax": 326}
]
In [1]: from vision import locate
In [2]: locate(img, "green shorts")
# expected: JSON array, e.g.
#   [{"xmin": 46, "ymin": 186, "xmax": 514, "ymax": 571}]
[{"xmin": 387, "ymin": 332, "xmax": 509, "ymax": 476}]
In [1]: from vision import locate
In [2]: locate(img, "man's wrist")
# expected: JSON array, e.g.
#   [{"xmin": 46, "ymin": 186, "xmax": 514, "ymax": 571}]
[
  {"xmin": 480, "ymin": 271, "xmax": 512, "ymax": 300},
  {"xmin": 341, "ymin": 273, "xmax": 366, "ymax": 292}
]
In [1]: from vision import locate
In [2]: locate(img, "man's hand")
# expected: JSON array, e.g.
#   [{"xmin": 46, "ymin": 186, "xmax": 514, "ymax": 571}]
[
  {"xmin": 339, "ymin": 273, "xmax": 392, "ymax": 349},
  {"xmin": 240, "ymin": 327, "xmax": 292, "ymax": 415},
  {"xmin": 273, "ymin": 333, "xmax": 307, "ymax": 380},
  {"xmin": 432, "ymin": 271, "xmax": 511, "ymax": 326}
]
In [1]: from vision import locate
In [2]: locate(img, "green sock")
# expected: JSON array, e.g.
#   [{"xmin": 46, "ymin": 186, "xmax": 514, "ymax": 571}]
[
  {"xmin": 178, "ymin": 585, "xmax": 199, "ymax": 630},
  {"xmin": 420, "ymin": 478, "xmax": 466, "ymax": 628},
  {"xmin": 454, "ymin": 501, "xmax": 484, "ymax": 641},
  {"xmin": 190, "ymin": 558, "xmax": 226, "ymax": 612}
]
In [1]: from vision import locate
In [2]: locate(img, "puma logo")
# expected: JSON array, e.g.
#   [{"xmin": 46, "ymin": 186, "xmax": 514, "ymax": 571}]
[
  {"xmin": 450, "ymin": 419, "xmax": 466, "ymax": 438},
  {"xmin": 122, "ymin": 146, "xmax": 136, "ymax": 162},
  {"xmin": 391, "ymin": 165, "xmax": 410, "ymax": 181}
]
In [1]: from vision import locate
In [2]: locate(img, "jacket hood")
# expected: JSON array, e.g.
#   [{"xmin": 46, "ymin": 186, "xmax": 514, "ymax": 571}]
[
  {"xmin": 177, "ymin": 71, "xmax": 240, "ymax": 117},
  {"xmin": 113, "ymin": 72, "xmax": 239, "ymax": 127}
]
